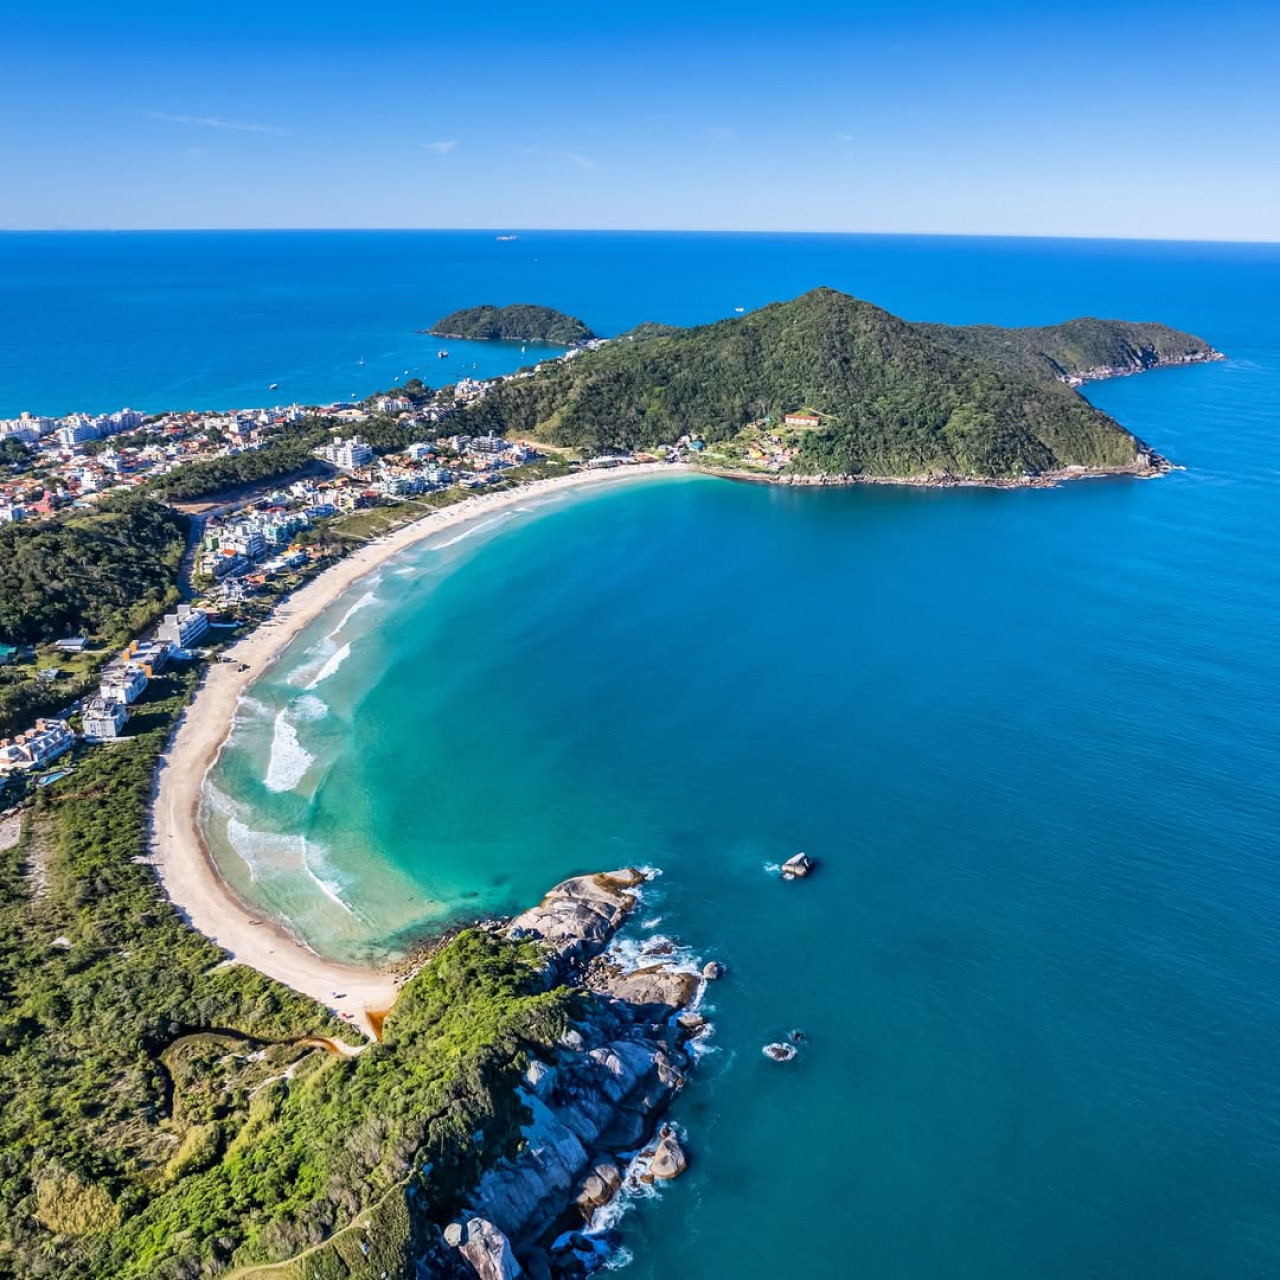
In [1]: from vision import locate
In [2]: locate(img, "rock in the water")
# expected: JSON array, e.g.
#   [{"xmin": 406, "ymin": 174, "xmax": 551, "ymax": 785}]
[
  {"xmin": 451, "ymin": 1217, "xmax": 524, "ymax": 1280},
  {"xmin": 677, "ymin": 1012, "xmax": 707, "ymax": 1032},
  {"xmin": 702, "ymin": 959, "xmax": 724, "ymax": 980},
  {"xmin": 763, "ymin": 1041, "xmax": 798, "ymax": 1062},
  {"xmin": 575, "ymin": 1159, "xmax": 622, "ymax": 1214},
  {"xmin": 650, "ymin": 1133, "xmax": 688, "ymax": 1180},
  {"xmin": 444, "ymin": 1222, "xmax": 465, "ymax": 1247},
  {"xmin": 781, "ymin": 852, "xmax": 814, "ymax": 880}
]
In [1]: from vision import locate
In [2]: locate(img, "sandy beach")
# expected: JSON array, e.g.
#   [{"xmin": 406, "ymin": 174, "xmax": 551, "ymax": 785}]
[{"xmin": 150, "ymin": 463, "xmax": 688, "ymax": 1038}]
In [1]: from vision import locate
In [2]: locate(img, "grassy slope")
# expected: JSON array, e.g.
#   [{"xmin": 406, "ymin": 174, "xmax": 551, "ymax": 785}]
[{"xmin": 458, "ymin": 288, "xmax": 1189, "ymax": 478}]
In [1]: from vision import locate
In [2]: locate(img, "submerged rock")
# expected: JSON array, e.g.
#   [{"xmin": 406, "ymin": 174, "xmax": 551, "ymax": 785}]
[
  {"xmin": 781, "ymin": 852, "xmax": 815, "ymax": 880},
  {"xmin": 763, "ymin": 1042, "xmax": 798, "ymax": 1062}
]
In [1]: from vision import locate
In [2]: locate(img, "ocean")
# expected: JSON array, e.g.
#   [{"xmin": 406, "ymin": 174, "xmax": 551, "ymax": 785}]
[{"xmin": 16, "ymin": 231, "xmax": 1280, "ymax": 1276}]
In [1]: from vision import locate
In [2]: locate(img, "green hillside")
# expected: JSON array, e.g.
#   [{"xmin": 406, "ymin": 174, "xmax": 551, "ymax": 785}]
[
  {"xmin": 458, "ymin": 287, "xmax": 1199, "ymax": 479},
  {"xmin": 920, "ymin": 316, "xmax": 1221, "ymax": 382}
]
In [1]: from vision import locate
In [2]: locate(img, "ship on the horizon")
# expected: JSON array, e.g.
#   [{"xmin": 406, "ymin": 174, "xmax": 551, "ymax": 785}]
[{"xmin": 495, "ymin": 234, "xmax": 518, "ymax": 241}]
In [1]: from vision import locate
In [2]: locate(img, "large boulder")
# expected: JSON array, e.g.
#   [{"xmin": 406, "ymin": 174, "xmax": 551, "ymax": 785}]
[
  {"xmin": 587, "ymin": 964, "xmax": 699, "ymax": 1014},
  {"xmin": 781, "ymin": 853, "xmax": 815, "ymax": 880},
  {"xmin": 649, "ymin": 1132, "xmax": 688, "ymax": 1180},
  {"xmin": 575, "ymin": 1160, "xmax": 623, "ymax": 1215},
  {"xmin": 507, "ymin": 870, "xmax": 645, "ymax": 969},
  {"xmin": 449, "ymin": 1217, "xmax": 524, "ymax": 1280},
  {"xmin": 702, "ymin": 959, "xmax": 724, "ymax": 980}
]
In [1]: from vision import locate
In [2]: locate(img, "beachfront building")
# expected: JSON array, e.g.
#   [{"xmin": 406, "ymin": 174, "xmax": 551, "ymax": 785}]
[
  {"xmin": 82, "ymin": 697, "xmax": 128, "ymax": 742},
  {"xmin": 156, "ymin": 605, "xmax": 209, "ymax": 651},
  {"xmin": 100, "ymin": 662, "xmax": 148, "ymax": 706},
  {"xmin": 0, "ymin": 718, "xmax": 74, "ymax": 774},
  {"xmin": 316, "ymin": 434, "xmax": 374, "ymax": 470},
  {"xmin": 129, "ymin": 639, "xmax": 172, "ymax": 673}
]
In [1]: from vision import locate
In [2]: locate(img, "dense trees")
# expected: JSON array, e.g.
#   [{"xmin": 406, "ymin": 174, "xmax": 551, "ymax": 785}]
[
  {"xmin": 0, "ymin": 495, "xmax": 188, "ymax": 645},
  {"xmin": 458, "ymin": 288, "xmax": 1192, "ymax": 477},
  {"xmin": 920, "ymin": 316, "xmax": 1219, "ymax": 381},
  {"xmin": 429, "ymin": 303, "xmax": 595, "ymax": 345}
]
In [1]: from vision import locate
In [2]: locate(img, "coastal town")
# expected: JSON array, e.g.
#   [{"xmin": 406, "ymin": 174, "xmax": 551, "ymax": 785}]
[{"xmin": 0, "ymin": 337, "xmax": 682, "ymax": 799}]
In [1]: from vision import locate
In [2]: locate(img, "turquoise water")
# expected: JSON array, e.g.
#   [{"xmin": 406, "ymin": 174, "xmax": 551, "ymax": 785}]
[{"xmin": 22, "ymin": 231, "xmax": 1280, "ymax": 1274}]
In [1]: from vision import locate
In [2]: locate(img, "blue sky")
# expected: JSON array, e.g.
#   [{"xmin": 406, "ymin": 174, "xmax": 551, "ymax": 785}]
[{"xmin": 4, "ymin": 0, "xmax": 1277, "ymax": 239}]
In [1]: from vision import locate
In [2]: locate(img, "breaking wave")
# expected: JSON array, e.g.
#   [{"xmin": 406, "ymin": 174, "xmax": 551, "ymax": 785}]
[
  {"xmin": 328, "ymin": 586, "xmax": 380, "ymax": 638},
  {"xmin": 429, "ymin": 510, "xmax": 515, "ymax": 550},
  {"xmin": 264, "ymin": 708, "xmax": 316, "ymax": 793},
  {"xmin": 305, "ymin": 641, "xmax": 352, "ymax": 690},
  {"xmin": 222, "ymin": 818, "xmax": 353, "ymax": 916}
]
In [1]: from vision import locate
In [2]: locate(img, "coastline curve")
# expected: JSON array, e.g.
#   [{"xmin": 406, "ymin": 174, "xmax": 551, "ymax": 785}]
[{"xmin": 149, "ymin": 463, "xmax": 691, "ymax": 1037}]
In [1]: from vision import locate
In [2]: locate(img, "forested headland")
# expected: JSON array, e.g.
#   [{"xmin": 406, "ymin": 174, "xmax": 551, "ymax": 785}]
[{"xmin": 455, "ymin": 287, "xmax": 1217, "ymax": 479}]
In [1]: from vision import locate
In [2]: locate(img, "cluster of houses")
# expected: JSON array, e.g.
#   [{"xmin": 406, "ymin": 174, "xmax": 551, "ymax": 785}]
[
  {"xmin": 0, "ymin": 606, "xmax": 213, "ymax": 773},
  {"xmin": 0, "ymin": 403, "xmax": 318, "ymax": 522}
]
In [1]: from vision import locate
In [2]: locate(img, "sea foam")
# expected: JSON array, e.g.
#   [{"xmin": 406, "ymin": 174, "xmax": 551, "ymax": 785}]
[
  {"xmin": 305, "ymin": 641, "xmax": 352, "ymax": 690},
  {"xmin": 264, "ymin": 708, "xmax": 316, "ymax": 793},
  {"xmin": 328, "ymin": 586, "xmax": 380, "ymax": 638},
  {"xmin": 222, "ymin": 817, "xmax": 353, "ymax": 915}
]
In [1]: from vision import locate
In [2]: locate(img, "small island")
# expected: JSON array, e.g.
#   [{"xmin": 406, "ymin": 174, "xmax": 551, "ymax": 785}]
[{"xmin": 424, "ymin": 303, "xmax": 596, "ymax": 346}]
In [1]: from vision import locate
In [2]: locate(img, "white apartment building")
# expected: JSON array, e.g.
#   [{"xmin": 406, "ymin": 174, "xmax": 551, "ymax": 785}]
[
  {"xmin": 316, "ymin": 434, "xmax": 374, "ymax": 470},
  {"xmin": 100, "ymin": 663, "xmax": 149, "ymax": 706},
  {"xmin": 156, "ymin": 605, "xmax": 209, "ymax": 650},
  {"xmin": 82, "ymin": 698, "xmax": 128, "ymax": 742},
  {"xmin": 0, "ymin": 719, "xmax": 74, "ymax": 774}
]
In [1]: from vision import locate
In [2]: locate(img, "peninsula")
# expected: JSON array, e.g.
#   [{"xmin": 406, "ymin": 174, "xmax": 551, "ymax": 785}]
[
  {"xmin": 456, "ymin": 287, "xmax": 1222, "ymax": 481},
  {"xmin": 425, "ymin": 303, "xmax": 596, "ymax": 345}
]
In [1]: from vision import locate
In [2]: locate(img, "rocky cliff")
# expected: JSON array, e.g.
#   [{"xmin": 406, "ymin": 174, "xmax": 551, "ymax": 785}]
[{"xmin": 431, "ymin": 870, "xmax": 707, "ymax": 1280}]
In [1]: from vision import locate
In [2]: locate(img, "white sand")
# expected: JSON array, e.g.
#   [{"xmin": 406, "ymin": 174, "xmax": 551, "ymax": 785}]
[{"xmin": 150, "ymin": 463, "xmax": 689, "ymax": 1037}]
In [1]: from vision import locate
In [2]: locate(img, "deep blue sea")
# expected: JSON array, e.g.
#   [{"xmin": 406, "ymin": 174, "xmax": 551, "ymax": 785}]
[{"xmin": 11, "ymin": 232, "xmax": 1280, "ymax": 1277}]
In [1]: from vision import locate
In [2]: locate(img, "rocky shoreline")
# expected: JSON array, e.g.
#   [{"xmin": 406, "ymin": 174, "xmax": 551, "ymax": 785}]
[
  {"xmin": 1061, "ymin": 347, "xmax": 1226, "ymax": 386},
  {"xmin": 699, "ymin": 448, "xmax": 1172, "ymax": 492},
  {"xmin": 430, "ymin": 869, "xmax": 710, "ymax": 1280}
]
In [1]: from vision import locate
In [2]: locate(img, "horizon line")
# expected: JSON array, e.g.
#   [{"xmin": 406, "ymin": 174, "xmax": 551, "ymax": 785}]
[{"xmin": 1, "ymin": 226, "xmax": 1278, "ymax": 247}]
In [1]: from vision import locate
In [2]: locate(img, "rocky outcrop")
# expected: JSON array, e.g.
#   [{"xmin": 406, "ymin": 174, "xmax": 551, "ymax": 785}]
[
  {"xmin": 446, "ymin": 1217, "xmax": 524, "ymax": 1280},
  {"xmin": 649, "ymin": 1131, "xmax": 688, "ymax": 1180},
  {"xmin": 434, "ymin": 869, "xmax": 707, "ymax": 1278},
  {"xmin": 507, "ymin": 869, "xmax": 645, "ymax": 974},
  {"xmin": 781, "ymin": 852, "xmax": 814, "ymax": 880}
]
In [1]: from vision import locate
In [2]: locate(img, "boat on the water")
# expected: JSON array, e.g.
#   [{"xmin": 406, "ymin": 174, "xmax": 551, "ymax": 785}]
[
  {"xmin": 268, "ymin": 382, "xmax": 278, "ymax": 390},
  {"xmin": 438, "ymin": 349, "xmax": 449, "ymax": 358}
]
